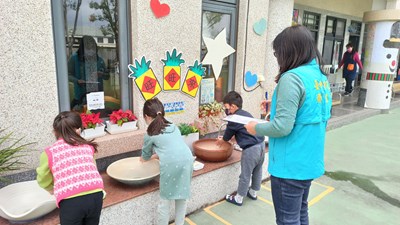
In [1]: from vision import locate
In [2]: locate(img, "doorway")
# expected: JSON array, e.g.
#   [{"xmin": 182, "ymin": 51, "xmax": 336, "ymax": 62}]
[{"xmin": 322, "ymin": 16, "xmax": 346, "ymax": 67}]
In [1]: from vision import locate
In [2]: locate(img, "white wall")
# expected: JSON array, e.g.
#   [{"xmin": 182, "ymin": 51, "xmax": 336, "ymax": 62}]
[
  {"xmin": 372, "ymin": 0, "xmax": 388, "ymax": 10},
  {"xmin": 130, "ymin": 1, "xmax": 202, "ymax": 127},
  {"xmin": 263, "ymin": 0, "xmax": 295, "ymax": 100},
  {"xmin": 0, "ymin": 0, "xmax": 296, "ymax": 175},
  {"xmin": 0, "ymin": 1, "xmax": 58, "ymax": 170},
  {"xmin": 386, "ymin": 0, "xmax": 400, "ymax": 9}
]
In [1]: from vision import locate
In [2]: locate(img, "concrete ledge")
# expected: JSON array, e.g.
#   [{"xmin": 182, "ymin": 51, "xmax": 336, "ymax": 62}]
[
  {"xmin": 0, "ymin": 150, "xmax": 269, "ymax": 225},
  {"xmin": 100, "ymin": 152, "xmax": 269, "ymax": 225},
  {"xmin": 95, "ymin": 129, "xmax": 146, "ymax": 159},
  {"xmin": 100, "ymin": 163, "xmax": 242, "ymax": 225}
]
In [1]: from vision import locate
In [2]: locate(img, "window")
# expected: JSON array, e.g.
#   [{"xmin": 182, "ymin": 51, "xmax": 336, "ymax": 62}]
[
  {"xmin": 322, "ymin": 16, "xmax": 346, "ymax": 66},
  {"xmin": 349, "ymin": 21, "xmax": 362, "ymax": 36},
  {"xmin": 200, "ymin": 0, "xmax": 237, "ymax": 104},
  {"xmin": 52, "ymin": 0, "xmax": 131, "ymax": 116},
  {"xmin": 302, "ymin": 11, "xmax": 320, "ymax": 43},
  {"xmin": 108, "ymin": 37, "xmax": 114, "ymax": 44},
  {"xmin": 348, "ymin": 21, "xmax": 362, "ymax": 52}
]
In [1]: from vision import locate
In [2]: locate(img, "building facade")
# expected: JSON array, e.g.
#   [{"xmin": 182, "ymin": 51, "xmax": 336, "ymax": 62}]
[{"xmin": 1, "ymin": 0, "xmax": 399, "ymax": 180}]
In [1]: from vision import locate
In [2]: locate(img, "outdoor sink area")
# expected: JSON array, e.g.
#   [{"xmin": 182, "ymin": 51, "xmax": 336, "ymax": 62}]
[
  {"xmin": 106, "ymin": 157, "xmax": 160, "ymax": 185},
  {"xmin": 0, "ymin": 180, "xmax": 56, "ymax": 223},
  {"xmin": 193, "ymin": 138, "xmax": 233, "ymax": 162}
]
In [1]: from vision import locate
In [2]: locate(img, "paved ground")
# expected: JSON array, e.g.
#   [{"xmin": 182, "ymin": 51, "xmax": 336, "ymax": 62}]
[{"xmin": 182, "ymin": 106, "xmax": 400, "ymax": 225}]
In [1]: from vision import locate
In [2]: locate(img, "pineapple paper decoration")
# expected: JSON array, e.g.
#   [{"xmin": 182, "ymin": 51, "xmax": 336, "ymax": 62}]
[
  {"xmin": 128, "ymin": 56, "xmax": 162, "ymax": 100},
  {"xmin": 162, "ymin": 49, "xmax": 185, "ymax": 91},
  {"xmin": 181, "ymin": 60, "xmax": 206, "ymax": 97}
]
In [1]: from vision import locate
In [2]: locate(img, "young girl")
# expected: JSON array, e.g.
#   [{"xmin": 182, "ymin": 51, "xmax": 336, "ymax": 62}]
[
  {"xmin": 36, "ymin": 111, "xmax": 104, "ymax": 225},
  {"xmin": 140, "ymin": 98, "xmax": 193, "ymax": 225}
]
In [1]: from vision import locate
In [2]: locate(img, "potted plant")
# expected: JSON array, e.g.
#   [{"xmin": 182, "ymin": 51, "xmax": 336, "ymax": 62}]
[
  {"xmin": 178, "ymin": 123, "xmax": 200, "ymax": 153},
  {"xmin": 0, "ymin": 130, "xmax": 34, "ymax": 183},
  {"xmin": 194, "ymin": 101, "xmax": 225, "ymax": 135},
  {"xmin": 106, "ymin": 109, "xmax": 138, "ymax": 134},
  {"xmin": 80, "ymin": 111, "xmax": 106, "ymax": 139}
]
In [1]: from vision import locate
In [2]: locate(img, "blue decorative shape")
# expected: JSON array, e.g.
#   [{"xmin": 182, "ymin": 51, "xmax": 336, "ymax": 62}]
[
  {"xmin": 253, "ymin": 18, "xmax": 267, "ymax": 36},
  {"xmin": 245, "ymin": 71, "xmax": 258, "ymax": 87}
]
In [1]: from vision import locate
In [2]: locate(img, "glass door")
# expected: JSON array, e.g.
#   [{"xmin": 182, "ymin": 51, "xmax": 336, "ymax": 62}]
[{"xmin": 200, "ymin": 1, "xmax": 237, "ymax": 103}]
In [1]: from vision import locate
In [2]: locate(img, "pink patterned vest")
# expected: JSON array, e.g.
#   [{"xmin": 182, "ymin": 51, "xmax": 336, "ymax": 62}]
[{"xmin": 45, "ymin": 139, "xmax": 104, "ymax": 206}]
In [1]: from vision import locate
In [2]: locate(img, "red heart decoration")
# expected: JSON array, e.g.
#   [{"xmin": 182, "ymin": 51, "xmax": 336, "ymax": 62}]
[{"xmin": 150, "ymin": 0, "xmax": 170, "ymax": 18}]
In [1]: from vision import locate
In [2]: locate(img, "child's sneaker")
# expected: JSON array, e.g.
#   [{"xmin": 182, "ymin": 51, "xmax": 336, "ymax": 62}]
[
  {"xmin": 225, "ymin": 194, "xmax": 243, "ymax": 206},
  {"xmin": 233, "ymin": 143, "xmax": 242, "ymax": 151},
  {"xmin": 247, "ymin": 191, "xmax": 257, "ymax": 200}
]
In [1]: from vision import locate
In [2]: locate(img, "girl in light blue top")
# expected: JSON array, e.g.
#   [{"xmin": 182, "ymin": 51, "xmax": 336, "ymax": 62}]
[
  {"xmin": 140, "ymin": 98, "xmax": 194, "ymax": 225},
  {"xmin": 245, "ymin": 25, "xmax": 332, "ymax": 225}
]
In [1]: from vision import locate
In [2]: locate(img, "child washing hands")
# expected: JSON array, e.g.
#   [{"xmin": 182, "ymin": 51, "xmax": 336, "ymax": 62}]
[
  {"xmin": 216, "ymin": 91, "xmax": 265, "ymax": 206},
  {"xmin": 140, "ymin": 98, "xmax": 194, "ymax": 225},
  {"xmin": 36, "ymin": 111, "xmax": 104, "ymax": 225}
]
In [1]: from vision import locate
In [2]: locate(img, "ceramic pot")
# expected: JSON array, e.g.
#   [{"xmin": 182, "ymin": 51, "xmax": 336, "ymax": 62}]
[
  {"xmin": 106, "ymin": 157, "xmax": 160, "ymax": 185},
  {"xmin": 193, "ymin": 138, "xmax": 233, "ymax": 162},
  {"xmin": 0, "ymin": 181, "xmax": 56, "ymax": 223}
]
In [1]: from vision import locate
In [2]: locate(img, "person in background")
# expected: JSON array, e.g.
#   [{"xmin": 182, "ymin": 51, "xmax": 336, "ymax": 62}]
[
  {"xmin": 140, "ymin": 98, "xmax": 194, "ymax": 225},
  {"xmin": 245, "ymin": 25, "xmax": 332, "ymax": 225},
  {"xmin": 68, "ymin": 36, "xmax": 109, "ymax": 110},
  {"xmin": 217, "ymin": 91, "xmax": 265, "ymax": 206},
  {"xmin": 338, "ymin": 43, "xmax": 363, "ymax": 96},
  {"xmin": 36, "ymin": 111, "xmax": 104, "ymax": 225}
]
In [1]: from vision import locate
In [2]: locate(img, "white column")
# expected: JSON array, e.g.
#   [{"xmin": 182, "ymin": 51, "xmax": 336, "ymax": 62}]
[{"xmin": 360, "ymin": 10, "xmax": 400, "ymax": 109}]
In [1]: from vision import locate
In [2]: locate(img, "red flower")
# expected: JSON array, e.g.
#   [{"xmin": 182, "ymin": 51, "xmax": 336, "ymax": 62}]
[
  {"xmin": 109, "ymin": 109, "xmax": 137, "ymax": 126},
  {"xmin": 80, "ymin": 111, "xmax": 103, "ymax": 129}
]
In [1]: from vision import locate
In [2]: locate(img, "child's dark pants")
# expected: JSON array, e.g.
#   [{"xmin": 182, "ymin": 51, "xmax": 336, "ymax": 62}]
[{"xmin": 59, "ymin": 191, "xmax": 103, "ymax": 225}]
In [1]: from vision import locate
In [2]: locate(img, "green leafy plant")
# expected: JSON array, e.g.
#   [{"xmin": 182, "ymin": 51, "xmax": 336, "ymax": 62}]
[
  {"xmin": 178, "ymin": 123, "xmax": 199, "ymax": 136},
  {"xmin": 0, "ymin": 130, "xmax": 34, "ymax": 181}
]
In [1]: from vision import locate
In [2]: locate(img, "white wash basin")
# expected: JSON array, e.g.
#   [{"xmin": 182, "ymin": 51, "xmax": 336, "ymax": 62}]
[
  {"xmin": 107, "ymin": 157, "xmax": 160, "ymax": 185},
  {"xmin": 0, "ymin": 180, "xmax": 56, "ymax": 223}
]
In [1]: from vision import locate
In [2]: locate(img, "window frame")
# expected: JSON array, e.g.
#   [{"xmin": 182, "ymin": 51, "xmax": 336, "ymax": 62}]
[
  {"xmin": 200, "ymin": 0, "xmax": 238, "ymax": 104},
  {"xmin": 303, "ymin": 11, "xmax": 320, "ymax": 32},
  {"xmin": 51, "ymin": 0, "xmax": 132, "ymax": 112},
  {"xmin": 349, "ymin": 20, "xmax": 362, "ymax": 36},
  {"xmin": 322, "ymin": 16, "xmax": 346, "ymax": 65}
]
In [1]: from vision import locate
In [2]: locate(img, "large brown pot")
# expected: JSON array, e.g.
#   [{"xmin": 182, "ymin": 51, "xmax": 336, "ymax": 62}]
[{"xmin": 193, "ymin": 138, "xmax": 233, "ymax": 162}]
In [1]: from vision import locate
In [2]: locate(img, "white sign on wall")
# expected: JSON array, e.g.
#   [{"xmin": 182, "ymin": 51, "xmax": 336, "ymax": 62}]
[
  {"xmin": 200, "ymin": 78, "xmax": 215, "ymax": 104},
  {"xmin": 87, "ymin": 92, "xmax": 105, "ymax": 110}
]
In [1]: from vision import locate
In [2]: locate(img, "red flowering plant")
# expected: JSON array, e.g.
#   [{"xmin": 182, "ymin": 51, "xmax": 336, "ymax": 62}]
[
  {"xmin": 80, "ymin": 111, "xmax": 103, "ymax": 129},
  {"xmin": 109, "ymin": 109, "xmax": 138, "ymax": 126}
]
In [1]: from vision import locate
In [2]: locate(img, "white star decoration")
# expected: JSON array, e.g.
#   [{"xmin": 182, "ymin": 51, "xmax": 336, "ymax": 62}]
[{"xmin": 201, "ymin": 28, "xmax": 236, "ymax": 80}]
